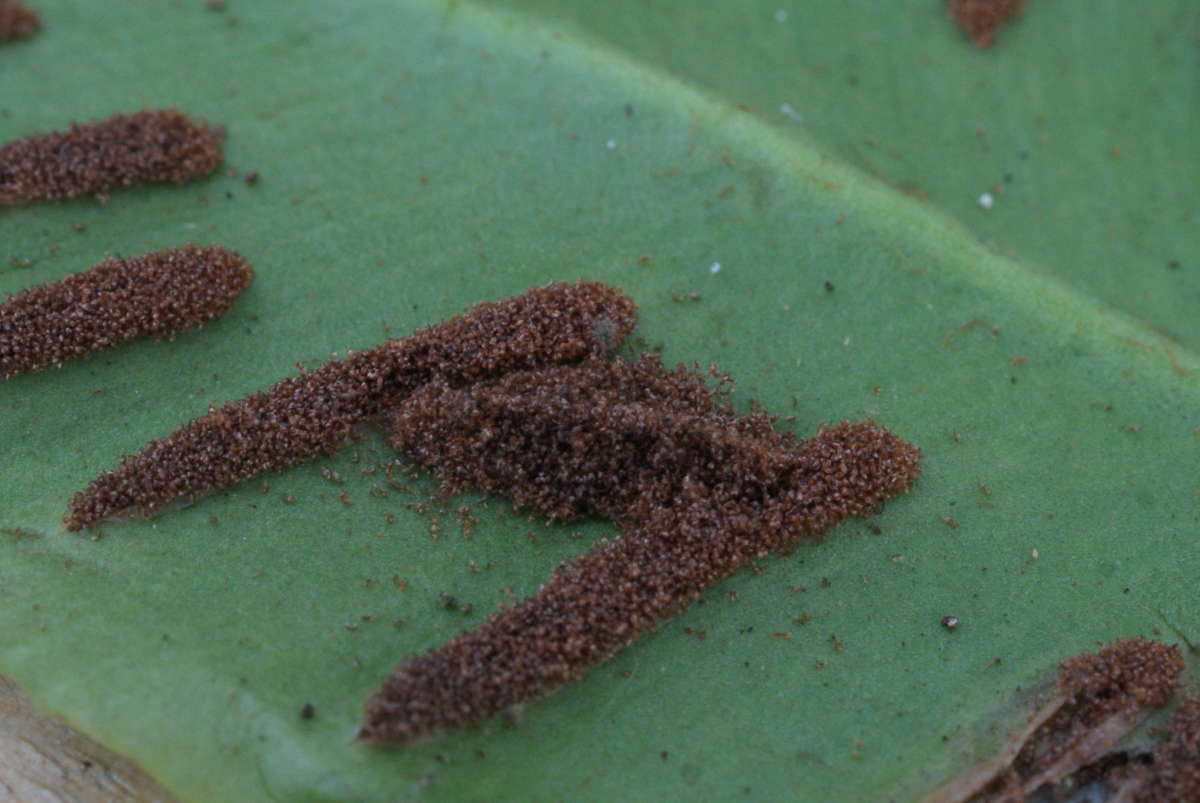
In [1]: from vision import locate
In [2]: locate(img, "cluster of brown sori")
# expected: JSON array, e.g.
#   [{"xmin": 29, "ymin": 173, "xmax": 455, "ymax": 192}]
[
  {"xmin": 1122, "ymin": 695, "xmax": 1200, "ymax": 802},
  {"xmin": 0, "ymin": 109, "xmax": 221, "ymax": 205},
  {"xmin": 65, "ymin": 281, "xmax": 639, "ymax": 530},
  {"xmin": 948, "ymin": 0, "xmax": 1023, "ymax": 48},
  {"xmin": 360, "ymin": 356, "xmax": 922, "ymax": 743},
  {"xmin": 63, "ymin": 281, "xmax": 921, "ymax": 745},
  {"xmin": 1055, "ymin": 636, "xmax": 1185, "ymax": 725},
  {"xmin": 949, "ymin": 637, "xmax": 1193, "ymax": 802},
  {"xmin": 1, "ymin": 245, "xmax": 252, "ymax": 380},
  {"xmin": 1051, "ymin": 638, "xmax": 1198, "ymax": 803},
  {"xmin": 0, "ymin": 0, "xmax": 40, "ymax": 41}
]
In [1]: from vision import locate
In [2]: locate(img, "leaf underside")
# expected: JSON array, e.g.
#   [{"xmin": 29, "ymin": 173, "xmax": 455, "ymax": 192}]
[{"xmin": 1, "ymin": 2, "xmax": 1196, "ymax": 801}]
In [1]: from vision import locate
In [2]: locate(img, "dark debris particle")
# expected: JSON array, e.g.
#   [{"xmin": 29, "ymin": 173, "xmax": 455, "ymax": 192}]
[
  {"xmin": 1, "ymin": 244, "xmax": 252, "ymax": 381},
  {"xmin": 300, "ymin": 702, "xmax": 315, "ymax": 720},
  {"xmin": 0, "ymin": 109, "xmax": 223, "ymax": 206}
]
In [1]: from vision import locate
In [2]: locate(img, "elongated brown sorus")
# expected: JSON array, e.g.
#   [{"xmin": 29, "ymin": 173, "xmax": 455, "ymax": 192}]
[
  {"xmin": 1, "ymin": 244, "xmax": 252, "ymax": 381},
  {"xmin": 0, "ymin": 109, "xmax": 221, "ymax": 205},
  {"xmin": 0, "ymin": 0, "xmax": 40, "ymax": 41},
  {"xmin": 361, "ymin": 357, "xmax": 922, "ymax": 743},
  {"xmin": 65, "ymin": 282, "xmax": 639, "ymax": 530}
]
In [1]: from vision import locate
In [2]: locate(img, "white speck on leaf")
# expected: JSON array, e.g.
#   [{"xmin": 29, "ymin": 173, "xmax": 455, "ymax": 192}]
[
  {"xmin": 780, "ymin": 103, "xmax": 803, "ymax": 122},
  {"xmin": 978, "ymin": 192, "xmax": 994, "ymax": 211},
  {"xmin": 709, "ymin": 262, "xmax": 722, "ymax": 275},
  {"xmin": 774, "ymin": 8, "xmax": 788, "ymax": 23},
  {"xmin": 605, "ymin": 139, "xmax": 617, "ymax": 150}
]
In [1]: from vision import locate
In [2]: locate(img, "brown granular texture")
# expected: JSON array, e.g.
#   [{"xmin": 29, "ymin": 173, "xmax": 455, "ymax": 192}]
[
  {"xmin": 1132, "ymin": 695, "xmax": 1200, "ymax": 801},
  {"xmin": 389, "ymin": 357, "xmax": 730, "ymax": 523},
  {"xmin": 948, "ymin": 0, "xmax": 1023, "ymax": 48},
  {"xmin": 1103, "ymin": 694, "xmax": 1200, "ymax": 802},
  {"xmin": 2, "ymin": 244, "xmax": 251, "ymax": 381},
  {"xmin": 1055, "ymin": 637, "xmax": 1184, "ymax": 724},
  {"xmin": 995, "ymin": 637, "xmax": 1186, "ymax": 799},
  {"xmin": 0, "ymin": 109, "xmax": 222, "ymax": 206},
  {"xmin": 360, "ymin": 356, "xmax": 922, "ymax": 743},
  {"xmin": 0, "ymin": 0, "xmax": 40, "ymax": 41},
  {"xmin": 65, "ymin": 282, "xmax": 638, "ymax": 530},
  {"xmin": 931, "ymin": 638, "xmax": 1191, "ymax": 802}
]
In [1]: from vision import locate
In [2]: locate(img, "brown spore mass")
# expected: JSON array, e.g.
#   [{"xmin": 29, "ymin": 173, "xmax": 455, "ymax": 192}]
[
  {"xmin": 61, "ymin": 280, "xmax": 920, "ymax": 745},
  {"xmin": 931, "ymin": 637, "xmax": 1189, "ymax": 802},
  {"xmin": 0, "ymin": 109, "xmax": 222, "ymax": 206},
  {"xmin": 948, "ymin": 0, "xmax": 1023, "ymax": 49},
  {"xmin": 0, "ymin": 0, "xmax": 39, "ymax": 41},
  {"xmin": 2, "ymin": 244, "xmax": 252, "ymax": 381},
  {"xmin": 1121, "ymin": 694, "xmax": 1200, "ymax": 801},
  {"xmin": 360, "ymin": 356, "xmax": 922, "ymax": 743},
  {"xmin": 1016, "ymin": 637, "xmax": 1185, "ymax": 797},
  {"xmin": 1055, "ymin": 636, "xmax": 1184, "ymax": 722},
  {"xmin": 65, "ymin": 282, "xmax": 638, "ymax": 530}
]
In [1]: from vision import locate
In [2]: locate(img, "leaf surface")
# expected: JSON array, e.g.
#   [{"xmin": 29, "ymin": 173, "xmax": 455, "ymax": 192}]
[{"xmin": 1, "ymin": 2, "xmax": 1197, "ymax": 801}]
